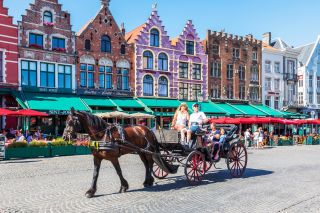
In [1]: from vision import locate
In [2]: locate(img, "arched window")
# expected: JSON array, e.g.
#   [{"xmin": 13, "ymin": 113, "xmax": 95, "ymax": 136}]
[
  {"xmin": 43, "ymin": 11, "xmax": 53, "ymax": 23},
  {"xmin": 85, "ymin": 39, "xmax": 91, "ymax": 51},
  {"xmin": 101, "ymin": 35, "xmax": 111, "ymax": 53},
  {"xmin": 120, "ymin": 44, "xmax": 126, "ymax": 55},
  {"xmin": 158, "ymin": 53, "xmax": 168, "ymax": 71},
  {"xmin": 158, "ymin": 76, "xmax": 168, "ymax": 97},
  {"xmin": 150, "ymin": 28, "xmax": 160, "ymax": 47},
  {"xmin": 143, "ymin": 75, "xmax": 154, "ymax": 96},
  {"xmin": 143, "ymin": 51, "xmax": 153, "ymax": 69}
]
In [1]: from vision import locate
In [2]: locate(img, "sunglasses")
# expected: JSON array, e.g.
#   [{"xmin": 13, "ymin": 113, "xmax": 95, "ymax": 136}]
[{"xmin": 193, "ymin": 105, "xmax": 199, "ymax": 108}]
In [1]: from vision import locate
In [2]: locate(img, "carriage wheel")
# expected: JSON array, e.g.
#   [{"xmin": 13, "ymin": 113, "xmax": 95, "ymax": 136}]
[
  {"xmin": 152, "ymin": 151, "xmax": 173, "ymax": 179},
  {"xmin": 184, "ymin": 151, "xmax": 206, "ymax": 184},
  {"xmin": 227, "ymin": 142, "xmax": 248, "ymax": 178}
]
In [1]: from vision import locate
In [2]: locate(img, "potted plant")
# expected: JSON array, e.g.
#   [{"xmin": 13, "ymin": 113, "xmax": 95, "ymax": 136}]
[{"xmin": 50, "ymin": 137, "xmax": 75, "ymax": 156}]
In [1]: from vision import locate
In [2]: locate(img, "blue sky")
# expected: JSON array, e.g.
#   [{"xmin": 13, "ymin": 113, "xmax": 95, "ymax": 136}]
[{"xmin": 4, "ymin": 0, "xmax": 320, "ymax": 47}]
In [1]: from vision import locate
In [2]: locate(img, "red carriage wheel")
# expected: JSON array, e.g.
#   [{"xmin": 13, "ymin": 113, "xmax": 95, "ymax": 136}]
[
  {"xmin": 152, "ymin": 151, "xmax": 173, "ymax": 179},
  {"xmin": 227, "ymin": 142, "xmax": 248, "ymax": 178},
  {"xmin": 184, "ymin": 151, "xmax": 206, "ymax": 184}
]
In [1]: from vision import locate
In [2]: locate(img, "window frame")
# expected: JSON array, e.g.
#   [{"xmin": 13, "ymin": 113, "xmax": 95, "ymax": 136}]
[
  {"xmin": 158, "ymin": 76, "xmax": 168, "ymax": 97},
  {"xmin": 227, "ymin": 64, "xmax": 233, "ymax": 79},
  {"xmin": 143, "ymin": 75, "xmax": 154, "ymax": 96},
  {"xmin": 232, "ymin": 48, "xmax": 240, "ymax": 59},
  {"xmin": 186, "ymin": 40, "xmax": 195, "ymax": 55},
  {"xmin": 179, "ymin": 62, "xmax": 188, "ymax": 79},
  {"xmin": 101, "ymin": 35, "xmax": 111, "ymax": 53},
  {"xmin": 99, "ymin": 66, "xmax": 112, "ymax": 89},
  {"xmin": 158, "ymin": 53, "xmax": 168, "ymax": 71},
  {"xmin": 58, "ymin": 65, "xmax": 72, "ymax": 89},
  {"xmin": 40, "ymin": 62, "xmax": 55, "ymax": 88},
  {"xmin": 117, "ymin": 68, "xmax": 129, "ymax": 90},
  {"xmin": 29, "ymin": 33, "xmax": 43, "ymax": 48},
  {"xmin": 52, "ymin": 37, "xmax": 65, "ymax": 49},
  {"xmin": 239, "ymin": 66, "xmax": 245, "ymax": 80},
  {"xmin": 43, "ymin": 11, "xmax": 53, "ymax": 23},
  {"xmin": 211, "ymin": 62, "xmax": 221, "ymax": 78},
  {"xmin": 150, "ymin": 28, "xmax": 160, "ymax": 47},
  {"xmin": 192, "ymin": 84, "xmax": 202, "ymax": 101},
  {"xmin": 192, "ymin": 64, "xmax": 201, "ymax": 80},
  {"xmin": 21, "ymin": 60, "xmax": 37, "ymax": 87},
  {"xmin": 80, "ymin": 63, "xmax": 94, "ymax": 88},
  {"xmin": 179, "ymin": 82, "xmax": 189, "ymax": 100},
  {"xmin": 143, "ymin": 51, "xmax": 154, "ymax": 70}
]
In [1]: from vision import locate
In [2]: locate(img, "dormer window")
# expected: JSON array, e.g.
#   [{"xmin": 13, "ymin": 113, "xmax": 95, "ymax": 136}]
[
  {"xmin": 101, "ymin": 35, "xmax": 111, "ymax": 53},
  {"xmin": 150, "ymin": 28, "xmax": 160, "ymax": 47},
  {"xmin": 186, "ymin": 40, "xmax": 195, "ymax": 55},
  {"xmin": 85, "ymin": 39, "xmax": 91, "ymax": 51},
  {"xmin": 43, "ymin": 11, "xmax": 53, "ymax": 23}
]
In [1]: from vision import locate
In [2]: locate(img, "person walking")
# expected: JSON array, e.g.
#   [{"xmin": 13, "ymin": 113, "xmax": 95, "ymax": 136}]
[
  {"xmin": 253, "ymin": 129, "xmax": 259, "ymax": 149},
  {"xmin": 244, "ymin": 128, "xmax": 251, "ymax": 147}
]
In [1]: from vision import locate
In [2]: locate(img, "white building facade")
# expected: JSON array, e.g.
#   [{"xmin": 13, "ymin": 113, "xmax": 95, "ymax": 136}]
[
  {"xmin": 262, "ymin": 33, "xmax": 299, "ymax": 111},
  {"xmin": 295, "ymin": 35, "xmax": 320, "ymax": 118}
]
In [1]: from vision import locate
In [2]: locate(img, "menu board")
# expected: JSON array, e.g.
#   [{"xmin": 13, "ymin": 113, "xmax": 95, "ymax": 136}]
[{"xmin": 0, "ymin": 135, "xmax": 5, "ymax": 160}]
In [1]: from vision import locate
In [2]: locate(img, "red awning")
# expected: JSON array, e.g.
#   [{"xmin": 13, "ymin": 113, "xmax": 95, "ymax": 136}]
[
  {"xmin": 0, "ymin": 108, "xmax": 15, "ymax": 116},
  {"xmin": 11, "ymin": 109, "xmax": 49, "ymax": 117}
]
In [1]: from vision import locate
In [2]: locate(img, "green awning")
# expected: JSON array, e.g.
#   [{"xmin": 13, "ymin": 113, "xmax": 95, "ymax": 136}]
[
  {"xmin": 111, "ymin": 98, "xmax": 144, "ymax": 109},
  {"xmin": 138, "ymin": 98, "xmax": 181, "ymax": 108},
  {"xmin": 184, "ymin": 101, "xmax": 226, "ymax": 115},
  {"xmin": 282, "ymin": 111, "xmax": 308, "ymax": 119},
  {"xmin": 251, "ymin": 104, "xmax": 284, "ymax": 117},
  {"xmin": 12, "ymin": 91, "xmax": 28, "ymax": 109},
  {"xmin": 230, "ymin": 104, "xmax": 268, "ymax": 117},
  {"xmin": 81, "ymin": 97, "xmax": 116, "ymax": 107},
  {"xmin": 23, "ymin": 93, "xmax": 90, "ymax": 115},
  {"xmin": 213, "ymin": 103, "xmax": 245, "ymax": 116}
]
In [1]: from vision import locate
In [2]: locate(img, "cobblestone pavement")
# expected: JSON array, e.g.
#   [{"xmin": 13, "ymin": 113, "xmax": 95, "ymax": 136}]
[{"xmin": 1, "ymin": 146, "xmax": 320, "ymax": 213}]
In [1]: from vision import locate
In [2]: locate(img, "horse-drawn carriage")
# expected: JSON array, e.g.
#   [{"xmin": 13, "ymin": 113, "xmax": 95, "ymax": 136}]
[{"xmin": 153, "ymin": 125, "xmax": 248, "ymax": 184}]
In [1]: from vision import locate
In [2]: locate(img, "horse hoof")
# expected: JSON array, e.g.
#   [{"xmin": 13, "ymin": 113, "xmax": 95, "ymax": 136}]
[
  {"xmin": 85, "ymin": 189, "xmax": 96, "ymax": 198},
  {"xmin": 119, "ymin": 186, "xmax": 129, "ymax": 193}
]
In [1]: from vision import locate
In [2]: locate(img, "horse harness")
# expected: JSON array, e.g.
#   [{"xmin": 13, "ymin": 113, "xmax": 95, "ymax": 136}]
[{"xmin": 88, "ymin": 124, "xmax": 156, "ymax": 156}]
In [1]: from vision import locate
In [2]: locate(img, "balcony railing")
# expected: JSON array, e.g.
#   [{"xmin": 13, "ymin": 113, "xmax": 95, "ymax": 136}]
[{"xmin": 283, "ymin": 73, "xmax": 298, "ymax": 81}]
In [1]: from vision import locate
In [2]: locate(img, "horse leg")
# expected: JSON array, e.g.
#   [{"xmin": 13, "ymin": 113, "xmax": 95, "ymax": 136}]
[
  {"xmin": 85, "ymin": 155, "xmax": 102, "ymax": 198},
  {"xmin": 139, "ymin": 153, "xmax": 154, "ymax": 187},
  {"xmin": 111, "ymin": 158, "xmax": 129, "ymax": 193},
  {"xmin": 146, "ymin": 154, "xmax": 155, "ymax": 186}
]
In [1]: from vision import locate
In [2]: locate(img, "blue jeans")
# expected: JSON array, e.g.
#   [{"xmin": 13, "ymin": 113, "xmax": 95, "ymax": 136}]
[{"xmin": 190, "ymin": 124, "xmax": 200, "ymax": 133}]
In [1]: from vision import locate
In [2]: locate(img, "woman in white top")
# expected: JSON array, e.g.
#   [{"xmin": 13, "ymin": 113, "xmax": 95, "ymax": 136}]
[{"xmin": 171, "ymin": 103, "xmax": 190, "ymax": 143}]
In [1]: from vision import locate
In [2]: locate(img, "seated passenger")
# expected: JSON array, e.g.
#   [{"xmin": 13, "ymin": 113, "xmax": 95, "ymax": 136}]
[
  {"xmin": 171, "ymin": 103, "xmax": 190, "ymax": 144},
  {"xmin": 186, "ymin": 103, "xmax": 208, "ymax": 148},
  {"xmin": 208, "ymin": 124, "xmax": 225, "ymax": 161}
]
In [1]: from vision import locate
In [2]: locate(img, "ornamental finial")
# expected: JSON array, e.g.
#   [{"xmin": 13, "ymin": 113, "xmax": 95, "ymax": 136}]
[
  {"xmin": 152, "ymin": 3, "xmax": 158, "ymax": 11},
  {"xmin": 101, "ymin": 0, "xmax": 110, "ymax": 7}
]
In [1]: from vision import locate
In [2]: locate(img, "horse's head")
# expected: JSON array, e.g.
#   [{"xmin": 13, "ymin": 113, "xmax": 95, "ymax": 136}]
[{"xmin": 62, "ymin": 108, "xmax": 82, "ymax": 141}]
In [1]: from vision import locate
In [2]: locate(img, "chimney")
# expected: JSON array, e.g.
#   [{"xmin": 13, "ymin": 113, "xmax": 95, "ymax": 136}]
[
  {"xmin": 120, "ymin": 23, "xmax": 125, "ymax": 36},
  {"xmin": 262, "ymin": 32, "xmax": 271, "ymax": 45}
]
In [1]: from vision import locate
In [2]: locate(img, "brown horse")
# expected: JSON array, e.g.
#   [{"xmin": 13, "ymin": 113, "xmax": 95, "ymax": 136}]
[{"xmin": 62, "ymin": 109, "xmax": 174, "ymax": 198}]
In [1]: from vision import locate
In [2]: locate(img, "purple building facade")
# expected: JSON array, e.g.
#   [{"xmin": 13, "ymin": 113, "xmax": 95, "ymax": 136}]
[{"xmin": 126, "ymin": 8, "xmax": 208, "ymax": 101}]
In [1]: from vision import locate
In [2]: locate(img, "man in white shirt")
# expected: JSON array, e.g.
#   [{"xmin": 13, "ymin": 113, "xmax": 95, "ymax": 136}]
[
  {"xmin": 186, "ymin": 103, "xmax": 208, "ymax": 147},
  {"xmin": 244, "ymin": 128, "xmax": 251, "ymax": 147}
]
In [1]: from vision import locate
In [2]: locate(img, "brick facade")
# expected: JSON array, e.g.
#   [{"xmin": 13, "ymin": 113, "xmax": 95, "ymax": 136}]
[
  {"xmin": 203, "ymin": 30, "xmax": 262, "ymax": 103},
  {"xmin": 18, "ymin": 0, "xmax": 76, "ymax": 92},
  {"xmin": 126, "ymin": 8, "xmax": 208, "ymax": 101},
  {"xmin": 0, "ymin": 0, "xmax": 19, "ymax": 128},
  {"xmin": 76, "ymin": 0, "xmax": 133, "ymax": 97}
]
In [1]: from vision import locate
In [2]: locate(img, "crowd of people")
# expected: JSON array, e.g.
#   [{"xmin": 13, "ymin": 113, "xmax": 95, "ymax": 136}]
[
  {"xmin": 1, "ymin": 128, "xmax": 44, "ymax": 143},
  {"xmin": 243, "ymin": 128, "xmax": 274, "ymax": 148}
]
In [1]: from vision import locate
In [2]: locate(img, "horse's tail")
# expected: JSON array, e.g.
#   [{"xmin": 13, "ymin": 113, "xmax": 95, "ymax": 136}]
[{"xmin": 148, "ymin": 128, "xmax": 178, "ymax": 174}]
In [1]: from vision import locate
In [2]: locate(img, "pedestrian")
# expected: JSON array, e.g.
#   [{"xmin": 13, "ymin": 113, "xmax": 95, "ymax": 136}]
[
  {"xmin": 258, "ymin": 127, "xmax": 264, "ymax": 148},
  {"xmin": 244, "ymin": 128, "xmax": 251, "ymax": 147},
  {"xmin": 253, "ymin": 129, "xmax": 259, "ymax": 149}
]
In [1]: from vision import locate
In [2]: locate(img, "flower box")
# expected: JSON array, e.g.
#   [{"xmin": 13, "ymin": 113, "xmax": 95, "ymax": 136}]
[
  {"xmin": 51, "ymin": 145, "xmax": 75, "ymax": 156},
  {"xmin": 278, "ymin": 139, "xmax": 293, "ymax": 146},
  {"xmin": 5, "ymin": 147, "xmax": 50, "ymax": 160},
  {"xmin": 43, "ymin": 22, "xmax": 54, "ymax": 27},
  {"xmin": 52, "ymin": 47, "xmax": 66, "ymax": 53},
  {"xmin": 75, "ymin": 146, "xmax": 92, "ymax": 155},
  {"xmin": 29, "ymin": 44, "xmax": 43, "ymax": 49}
]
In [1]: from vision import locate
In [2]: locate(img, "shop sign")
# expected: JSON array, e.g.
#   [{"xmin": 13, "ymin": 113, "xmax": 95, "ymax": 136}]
[
  {"xmin": 48, "ymin": 110, "xmax": 71, "ymax": 115},
  {"xmin": 77, "ymin": 89, "xmax": 134, "ymax": 97},
  {"xmin": 22, "ymin": 86, "xmax": 74, "ymax": 94}
]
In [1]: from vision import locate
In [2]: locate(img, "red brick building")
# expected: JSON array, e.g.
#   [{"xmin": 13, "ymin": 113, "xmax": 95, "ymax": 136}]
[
  {"xmin": 18, "ymin": 0, "xmax": 76, "ymax": 92},
  {"xmin": 17, "ymin": 0, "xmax": 77, "ymax": 134},
  {"xmin": 76, "ymin": 0, "xmax": 133, "ymax": 101},
  {"xmin": 0, "ymin": 0, "xmax": 19, "ymax": 129},
  {"xmin": 203, "ymin": 30, "xmax": 262, "ymax": 103}
]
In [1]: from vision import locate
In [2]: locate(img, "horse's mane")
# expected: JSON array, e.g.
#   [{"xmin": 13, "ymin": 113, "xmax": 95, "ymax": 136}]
[{"xmin": 76, "ymin": 111, "xmax": 108, "ymax": 130}]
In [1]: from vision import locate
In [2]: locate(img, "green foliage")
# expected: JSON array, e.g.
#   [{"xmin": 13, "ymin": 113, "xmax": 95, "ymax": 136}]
[
  {"xmin": 7, "ymin": 142, "xmax": 28, "ymax": 149},
  {"xmin": 50, "ymin": 140, "xmax": 73, "ymax": 146},
  {"xmin": 29, "ymin": 141, "xmax": 48, "ymax": 147}
]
